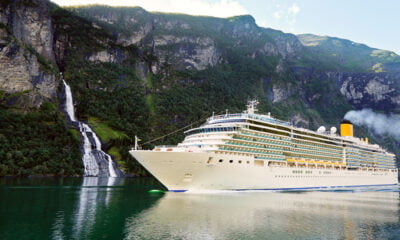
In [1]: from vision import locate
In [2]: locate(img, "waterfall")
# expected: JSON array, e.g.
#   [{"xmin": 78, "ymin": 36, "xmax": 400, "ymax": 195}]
[
  {"xmin": 63, "ymin": 80, "xmax": 121, "ymax": 177},
  {"xmin": 63, "ymin": 81, "xmax": 77, "ymax": 122}
]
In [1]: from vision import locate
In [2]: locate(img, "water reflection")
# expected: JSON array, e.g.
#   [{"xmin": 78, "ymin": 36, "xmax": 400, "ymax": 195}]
[
  {"xmin": 47, "ymin": 177, "xmax": 163, "ymax": 240},
  {"xmin": 124, "ymin": 190, "xmax": 400, "ymax": 240},
  {"xmin": 51, "ymin": 211, "xmax": 65, "ymax": 240},
  {"xmin": 72, "ymin": 177, "xmax": 119, "ymax": 239},
  {"xmin": 1, "ymin": 178, "xmax": 399, "ymax": 240}
]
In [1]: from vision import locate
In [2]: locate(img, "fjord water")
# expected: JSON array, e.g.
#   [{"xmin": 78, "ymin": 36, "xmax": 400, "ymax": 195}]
[{"xmin": 1, "ymin": 178, "xmax": 399, "ymax": 240}]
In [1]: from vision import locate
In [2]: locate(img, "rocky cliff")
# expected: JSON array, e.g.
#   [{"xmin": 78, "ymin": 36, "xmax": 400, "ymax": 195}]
[
  {"xmin": 65, "ymin": 6, "xmax": 400, "ymax": 117},
  {"xmin": 65, "ymin": 6, "xmax": 303, "ymax": 74},
  {"xmin": 0, "ymin": 0, "xmax": 58, "ymax": 109},
  {"xmin": 297, "ymin": 34, "xmax": 400, "ymax": 114}
]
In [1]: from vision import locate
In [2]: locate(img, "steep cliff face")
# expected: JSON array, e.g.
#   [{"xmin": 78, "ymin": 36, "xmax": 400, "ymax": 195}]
[
  {"xmin": 0, "ymin": 0, "xmax": 58, "ymax": 108},
  {"xmin": 66, "ymin": 6, "xmax": 303, "ymax": 76},
  {"xmin": 297, "ymin": 34, "xmax": 400, "ymax": 113},
  {"xmin": 334, "ymin": 72, "xmax": 400, "ymax": 111}
]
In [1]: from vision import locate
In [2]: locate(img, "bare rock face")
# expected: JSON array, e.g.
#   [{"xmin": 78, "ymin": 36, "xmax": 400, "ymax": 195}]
[
  {"xmin": 260, "ymin": 29, "xmax": 303, "ymax": 59},
  {"xmin": 291, "ymin": 113, "xmax": 310, "ymax": 127},
  {"xmin": 365, "ymin": 79, "xmax": 395, "ymax": 101},
  {"xmin": 0, "ymin": 0, "xmax": 57, "ymax": 108},
  {"xmin": 330, "ymin": 72, "xmax": 400, "ymax": 111},
  {"xmin": 69, "ymin": 8, "xmax": 306, "ymax": 76},
  {"xmin": 88, "ymin": 50, "xmax": 119, "ymax": 63},
  {"xmin": 151, "ymin": 35, "xmax": 221, "ymax": 71},
  {"xmin": 340, "ymin": 78, "xmax": 364, "ymax": 103},
  {"xmin": 273, "ymin": 34, "xmax": 302, "ymax": 59},
  {"xmin": 4, "ymin": 0, "xmax": 55, "ymax": 62},
  {"xmin": 0, "ymin": 42, "xmax": 33, "ymax": 93},
  {"xmin": 117, "ymin": 23, "xmax": 153, "ymax": 46},
  {"xmin": 272, "ymin": 84, "xmax": 294, "ymax": 103},
  {"xmin": 0, "ymin": 39, "xmax": 57, "ymax": 107}
]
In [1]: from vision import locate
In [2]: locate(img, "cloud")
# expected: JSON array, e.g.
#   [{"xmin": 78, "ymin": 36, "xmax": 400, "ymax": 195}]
[
  {"xmin": 267, "ymin": 2, "xmax": 300, "ymax": 32},
  {"xmin": 288, "ymin": 3, "xmax": 300, "ymax": 15},
  {"xmin": 273, "ymin": 10, "xmax": 283, "ymax": 20},
  {"xmin": 256, "ymin": 19, "xmax": 268, "ymax": 28},
  {"xmin": 51, "ymin": 0, "xmax": 249, "ymax": 18},
  {"xmin": 287, "ymin": 2, "xmax": 300, "ymax": 25}
]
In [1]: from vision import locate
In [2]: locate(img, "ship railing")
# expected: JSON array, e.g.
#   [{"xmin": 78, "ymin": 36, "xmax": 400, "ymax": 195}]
[
  {"xmin": 208, "ymin": 113, "xmax": 290, "ymax": 126},
  {"xmin": 154, "ymin": 145, "xmax": 178, "ymax": 148}
]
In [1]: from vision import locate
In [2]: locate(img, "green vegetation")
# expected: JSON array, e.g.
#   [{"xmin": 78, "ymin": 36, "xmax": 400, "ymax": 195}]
[
  {"xmin": 2, "ymin": 3, "xmax": 399, "ymax": 177},
  {"xmin": 51, "ymin": 4, "xmax": 395, "ymax": 174},
  {"xmin": 88, "ymin": 117, "xmax": 130, "ymax": 142},
  {"xmin": 298, "ymin": 34, "xmax": 400, "ymax": 72},
  {"xmin": 0, "ymin": 103, "xmax": 82, "ymax": 176},
  {"xmin": 50, "ymin": 3, "xmax": 113, "ymax": 54}
]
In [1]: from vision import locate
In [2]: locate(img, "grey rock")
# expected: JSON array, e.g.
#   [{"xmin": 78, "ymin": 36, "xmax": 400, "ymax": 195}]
[{"xmin": 0, "ymin": 0, "xmax": 58, "ymax": 108}]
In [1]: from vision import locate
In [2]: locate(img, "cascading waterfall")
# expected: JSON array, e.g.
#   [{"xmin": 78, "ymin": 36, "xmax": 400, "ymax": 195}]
[{"xmin": 63, "ymin": 80, "xmax": 121, "ymax": 177}]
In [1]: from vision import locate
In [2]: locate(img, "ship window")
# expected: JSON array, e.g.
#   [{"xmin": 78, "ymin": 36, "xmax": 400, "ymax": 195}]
[
  {"xmin": 229, "ymin": 160, "xmax": 233, "ymax": 163},
  {"xmin": 254, "ymin": 160, "xmax": 264, "ymax": 167},
  {"xmin": 239, "ymin": 160, "xmax": 242, "ymax": 164},
  {"xmin": 247, "ymin": 161, "xmax": 250, "ymax": 164},
  {"xmin": 219, "ymin": 159, "xmax": 223, "ymax": 163}
]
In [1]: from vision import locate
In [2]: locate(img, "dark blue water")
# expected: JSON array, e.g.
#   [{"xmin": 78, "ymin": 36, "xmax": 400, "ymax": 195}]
[{"xmin": 1, "ymin": 177, "xmax": 399, "ymax": 240}]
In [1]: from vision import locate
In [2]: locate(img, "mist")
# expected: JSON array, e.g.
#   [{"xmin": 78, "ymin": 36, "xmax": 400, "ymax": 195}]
[{"xmin": 344, "ymin": 109, "xmax": 400, "ymax": 140}]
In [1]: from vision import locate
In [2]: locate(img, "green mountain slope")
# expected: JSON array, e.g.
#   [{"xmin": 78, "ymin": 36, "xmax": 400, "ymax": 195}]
[
  {"xmin": 298, "ymin": 34, "xmax": 400, "ymax": 72},
  {"xmin": 1, "ymin": 1, "xmax": 399, "ymax": 175}
]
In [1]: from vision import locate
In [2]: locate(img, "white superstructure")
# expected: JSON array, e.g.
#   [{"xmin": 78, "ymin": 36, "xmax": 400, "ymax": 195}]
[{"xmin": 130, "ymin": 101, "xmax": 398, "ymax": 191}]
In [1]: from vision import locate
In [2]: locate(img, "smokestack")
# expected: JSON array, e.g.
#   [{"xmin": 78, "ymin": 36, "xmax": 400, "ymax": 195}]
[
  {"xmin": 344, "ymin": 109, "xmax": 400, "ymax": 140},
  {"xmin": 340, "ymin": 119, "xmax": 353, "ymax": 137}
]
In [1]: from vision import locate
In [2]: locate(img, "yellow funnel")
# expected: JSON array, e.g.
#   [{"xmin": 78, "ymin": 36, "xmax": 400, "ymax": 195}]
[{"xmin": 340, "ymin": 120, "xmax": 353, "ymax": 137}]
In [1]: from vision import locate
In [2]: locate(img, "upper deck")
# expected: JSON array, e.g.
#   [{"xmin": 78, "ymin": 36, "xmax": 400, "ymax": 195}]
[
  {"xmin": 186, "ymin": 110, "xmax": 392, "ymax": 156},
  {"xmin": 207, "ymin": 113, "xmax": 290, "ymax": 126}
]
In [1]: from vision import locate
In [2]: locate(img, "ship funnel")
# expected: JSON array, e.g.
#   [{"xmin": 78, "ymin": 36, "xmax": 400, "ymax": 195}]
[{"xmin": 340, "ymin": 119, "xmax": 353, "ymax": 137}]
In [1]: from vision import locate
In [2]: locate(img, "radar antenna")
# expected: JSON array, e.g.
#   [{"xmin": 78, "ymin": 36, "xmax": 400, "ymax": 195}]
[{"xmin": 246, "ymin": 100, "xmax": 259, "ymax": 114}]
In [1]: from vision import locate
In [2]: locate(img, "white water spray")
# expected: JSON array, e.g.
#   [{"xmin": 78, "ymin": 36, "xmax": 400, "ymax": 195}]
[
  {"xmin": 63, "ymin": 81, "xmax": 76, "ymax": 122},
  {"xmin": 63, "ymin": 80, "xmax": 118, "ymax": 177},
  {"xmin": 344, "ymin": 109, "xmax": 400, "ymax": 140},
  {"xmin": 80, "ymin": 123, "xmax": 100, "ymax": 176}
]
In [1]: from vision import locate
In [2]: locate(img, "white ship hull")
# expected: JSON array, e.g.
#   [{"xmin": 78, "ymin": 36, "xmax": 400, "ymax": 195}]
[{"xmin": 130, "ymin": 151, "xmax": 398, "ymax": 192}]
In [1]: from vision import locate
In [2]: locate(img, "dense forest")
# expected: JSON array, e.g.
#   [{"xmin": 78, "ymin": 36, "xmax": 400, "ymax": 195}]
[{"xmin": 0, "ymin": 103, "xmax": 82, "ymax": 176}]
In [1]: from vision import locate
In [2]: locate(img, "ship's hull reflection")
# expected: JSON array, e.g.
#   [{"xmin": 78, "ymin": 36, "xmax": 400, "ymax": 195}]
[{"xmin": 125, "ymin": 190, "xmax": 399, "ymax": 240}]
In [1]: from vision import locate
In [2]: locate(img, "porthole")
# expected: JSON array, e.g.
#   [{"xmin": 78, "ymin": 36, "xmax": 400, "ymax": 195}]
[
  {"xmin": 219, "ymin": 159, "xmax": 223, "ymax": 163},
  {"xmin": 246, "ymin": 161, "xmax": 250, "ymax": 164},
  {"xmin": 239, "ymin": 160, "xmax": 242, "ymax": 164},
  {"xmin": 229, "ymin": 160, "xmax": 233, "ymax": 163}
]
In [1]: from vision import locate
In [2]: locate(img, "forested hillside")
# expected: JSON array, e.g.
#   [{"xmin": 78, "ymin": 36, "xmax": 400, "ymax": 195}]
[{"xmin": 1, "ymin": 0, "xmax": 399, "ymax": 176}]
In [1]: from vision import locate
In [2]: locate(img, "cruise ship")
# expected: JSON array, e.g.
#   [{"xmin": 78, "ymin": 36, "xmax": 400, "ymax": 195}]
[{"xmin": 130, "ymin": 101, "xmax": 398, "ymax": 192}]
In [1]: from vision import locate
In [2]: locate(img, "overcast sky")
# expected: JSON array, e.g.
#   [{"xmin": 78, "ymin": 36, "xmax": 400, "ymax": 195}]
[{"xmin": 51, "ymin": 0, "xmax": 400, "ymax": 54}]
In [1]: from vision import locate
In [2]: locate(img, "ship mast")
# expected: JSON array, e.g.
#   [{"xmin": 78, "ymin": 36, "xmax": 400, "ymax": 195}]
[{"xmin": 246, "ymin": 100, "xmax": 259, "ymax": 114}]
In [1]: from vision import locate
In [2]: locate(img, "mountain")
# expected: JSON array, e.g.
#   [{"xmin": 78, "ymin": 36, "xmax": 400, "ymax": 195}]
[
  {"xmin": 298, "ymin": 34, "xmax": 400, "ymax": 111},
  {"xmin": 0, "ymin": 0, "xmax": 399, "ymax": 176}
]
